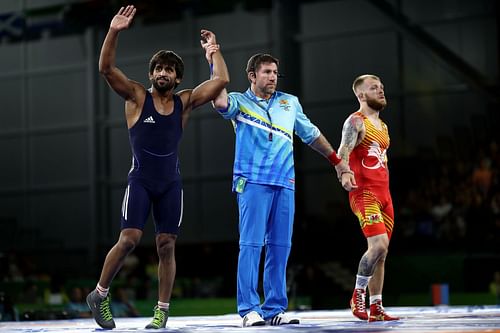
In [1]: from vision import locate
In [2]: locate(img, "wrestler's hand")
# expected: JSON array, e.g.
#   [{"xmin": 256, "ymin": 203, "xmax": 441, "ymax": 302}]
[
  {"xmin": 110, "ymin": 5, "xmax": 136, "ymax": 32},
  {"xmin": 340, "ymin": 171, "xmax": 357, "ymax": 191},
  {"xmin": 334, "ymin": 160, "xmax": 357, "ymax": 191},
  {"xmin": 203, "ymin": 43, "xmax": 220, "ymax": 64}
]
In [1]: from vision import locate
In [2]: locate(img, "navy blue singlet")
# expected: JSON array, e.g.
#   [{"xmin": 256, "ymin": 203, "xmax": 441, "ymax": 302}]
[
  {"xmin": 128, "ymin": 90, "xmax": 183, "ymax": 180},
  {"xmin": 120, "ymin": 90, "xmax": 185, "ymax": 234}
]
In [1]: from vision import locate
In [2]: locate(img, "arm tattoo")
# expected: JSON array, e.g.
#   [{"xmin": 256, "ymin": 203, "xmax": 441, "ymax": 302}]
[{"xmin": 338, "ymin": 115, "xmax": 363, "ymax": 163}]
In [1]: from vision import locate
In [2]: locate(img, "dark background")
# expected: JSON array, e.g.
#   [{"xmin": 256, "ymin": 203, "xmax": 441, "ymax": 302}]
[{"xmin": 0, "ymin": 0, "xmax": 498, "ymax": 314}]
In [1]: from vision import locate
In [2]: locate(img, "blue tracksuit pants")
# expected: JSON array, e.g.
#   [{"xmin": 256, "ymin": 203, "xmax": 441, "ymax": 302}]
[{"xmin": 236, "ymin": 182, "xmax": 295, "ymax": 320}]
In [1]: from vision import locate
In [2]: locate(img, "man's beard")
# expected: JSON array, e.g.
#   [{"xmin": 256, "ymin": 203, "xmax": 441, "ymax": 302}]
[
  {"xmin": 263, "ymin": 84, "xmax": 276, "ymax": 96},
  {"xmin": 366, "ymin": 97, "xmax": 387, "ymax": 111},
  {"xmin": 151, "ymin": 78, "xmax": 173, "ymax": 93}
]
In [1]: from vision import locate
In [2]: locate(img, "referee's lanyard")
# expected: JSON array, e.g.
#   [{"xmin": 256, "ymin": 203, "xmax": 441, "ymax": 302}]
[{"xmin": 244, "ymin": 89, "xmax": 277, "ymax": 141}]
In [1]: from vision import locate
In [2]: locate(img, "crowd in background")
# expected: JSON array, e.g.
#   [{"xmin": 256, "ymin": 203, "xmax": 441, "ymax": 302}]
[
  {"xmin": 395, "ymin": 140, "xmax": 499, "ymax": 252},
  {"xmin": 0, "ymin": 251, "xmax": 144, "ymax": 320}
]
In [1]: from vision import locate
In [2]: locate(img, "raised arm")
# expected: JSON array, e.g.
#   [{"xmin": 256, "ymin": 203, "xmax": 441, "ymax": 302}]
[
  {"xmin": 99, "ymin": 5, "xmax": 139, "ymax": 101},
  {"xmin": 199, "ymin": 40, "xmax": 229, "ymax": 111},
  {"xmin": 309, "ymin": 134, "xmax": 357, "ymax": 191},
  {"xmin": 181, "ymin": 30, "xmax": 229, "ymax": 112},
  {"xmin": 207, "ymin": 39, "xmax": 228, "ymax": 110}
]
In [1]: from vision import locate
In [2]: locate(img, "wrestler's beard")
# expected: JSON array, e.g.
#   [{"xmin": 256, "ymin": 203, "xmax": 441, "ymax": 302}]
[
  {"xmin": 151, "ymin": 78, "xmax": 173, "ymax": 93},
  {"xmin": 366, "ymin": 97, "xmax": 387, "ymax": 111}
]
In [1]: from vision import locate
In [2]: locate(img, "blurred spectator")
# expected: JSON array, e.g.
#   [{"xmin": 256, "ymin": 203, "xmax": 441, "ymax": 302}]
[
  {"xmin": 117, "ymin": 253, "xmax": 140, "ymax": 281},
  {"xmin": 431, "ymin": 194, "xmax": 453, "ymax": 222},
  {"xmin": 386, "ymin": 140, "xmax": 499, "ymax": 258},
  {"xmin": 472, "ymin": 157, "xmax": 493, "ymax": 197},
  {"xmin": 65, "ymin": 287, "xmax": 91, "ymax": 318},
  {"xmin": 111, "ymin": 287, "xmax": 139, "ymax": 318},
  {"xmin": 0, "ymin": 292, "xmax": 18, "ymax": 321},
  {"xmin": 491, "ymin": 192, "xmax": 500, "ymax": 215},
  {"xmin": 489, "ymin": 271, "xmax": 500, "ymax": 305},
  {"xmin": 19, "ymin": 280, "xmax": 42, "ymax": 304},
  {"xmin": 488, "ymin": 141, "xmax": 500, "ymax": 170},
  {"xmin": 44, "ymin": 277, "xmax": 68, "ymax": 305},
  {"xmin": 6, "ymin": 253, "xmax": 24, "ymax": 282},
  {"xmin": 490, "ymin": 213, "xmax": 500, "ymax": 246},
  {"xmin": 145, "ymin": 254, "xmax": 158, "ymax": 283}
]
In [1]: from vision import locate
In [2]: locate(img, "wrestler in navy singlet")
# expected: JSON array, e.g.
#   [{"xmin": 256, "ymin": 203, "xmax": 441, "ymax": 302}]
[{"xmin": 120, "ymin": 90, "xmax": 184, "ymax": 234}]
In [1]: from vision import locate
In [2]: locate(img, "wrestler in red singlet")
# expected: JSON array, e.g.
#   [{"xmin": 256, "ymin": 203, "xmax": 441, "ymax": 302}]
[
  {"xmin": 348, "ymin": 111, "xmax": 394, "ymax": 239},
  {"xmin": 339, "ymin": 74, "xmax": 399, "ymax": 322}
]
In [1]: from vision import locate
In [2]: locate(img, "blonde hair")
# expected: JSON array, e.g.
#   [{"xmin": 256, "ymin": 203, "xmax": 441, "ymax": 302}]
[{"xmin": 352, "ymin": 74, "xmax": 381, "ymax": 94}]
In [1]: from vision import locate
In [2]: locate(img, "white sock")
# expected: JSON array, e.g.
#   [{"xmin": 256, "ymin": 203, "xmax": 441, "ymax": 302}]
[
  {"xmin": 96, "ymin": 283, "xmax": 109, "ymax": 298},
  {"xmin": 157, "ymin": 301, "xmax": 170, "ymax": 311},
  {"xmin": 370, "ymin": 295, "xmax": 382, "ymax": 304},
  {"xmin": 355, "ymin": 275, "xmax": 371, "ymax": 290}
]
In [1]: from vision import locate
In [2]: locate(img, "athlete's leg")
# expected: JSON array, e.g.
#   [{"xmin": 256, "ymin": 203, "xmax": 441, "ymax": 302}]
[
  {"xmin": 367, "ymin": 251, "xmax": 398, "ymax": 321},
  {"xmin": 364, "ymin": 239, "xmax": 398, "ymax": 323},
  {"xmin": 364, "ymin": 235, "xmax": 388, "ymax": 293},
  {"xmin": 368, "ymin": 259, "xmax": 385, "ymax": 300},
  {"xmin": 367, "ymin": 201, "xmax": 394, "ymax": 296},
  {"xmin": 144, "ymin": 232, "xmax": 175, "ymax": 329},
  {"xmin": 261, "ymin": 187, "xmax": 294, "ymax": 320},
  {"xmin": 155, "ymin": 233, "xmax": 177, "ymax": 303},
  {"xmin": 99, "ymin": 181, "xmax": 151, "ymax": 288},
  {"xmin": 142, "ymin": 180, "xmax": 183, "ymax": 329},
  {"xmin": 359, "ymin": 234, "xmax": 389, "ymax": 278},
  {"xmin": 349, "ymin": 190, "xmax": 388, "ymax": 320},
  {"xmin": 98, "ymin": 228, "xmax": 143, "ymax": 288},
  {"xmin": 88, "ymin": 181, "xmax": 150, "ymax": 329},
  {"xmin": 237, "ymin": 183, "xmax": 273, "ymax": 317},
  {"xmin": 153, "ymin": 180, "xmax": 183, "ymax": 304},
  {"xmin": 367, "ymin": 196, "xmax": 398, "ymax": 322}
]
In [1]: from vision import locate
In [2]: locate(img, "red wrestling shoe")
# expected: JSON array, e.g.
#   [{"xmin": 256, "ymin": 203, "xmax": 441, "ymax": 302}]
[
  {"xmin": 368, "ymin": 300, "xmax": 400, "ymax": 322},
  {"xmin": 350, "ymin": 288, "xmax": 368, "ymax": 320}
]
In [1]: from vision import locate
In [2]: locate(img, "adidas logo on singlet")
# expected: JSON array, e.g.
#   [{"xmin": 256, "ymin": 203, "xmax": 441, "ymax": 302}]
[{"xmin": 143, "ymin": 116, "xmax": 155, "ymax": 124}]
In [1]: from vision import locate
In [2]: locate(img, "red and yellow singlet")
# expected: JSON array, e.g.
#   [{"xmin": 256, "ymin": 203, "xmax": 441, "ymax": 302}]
[{"xmin": 348, "ymin": 111, "xmax": 395, "ymax": 239}]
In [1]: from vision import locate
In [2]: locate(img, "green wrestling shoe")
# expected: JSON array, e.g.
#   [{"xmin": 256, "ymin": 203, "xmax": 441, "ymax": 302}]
[
  {"xmin": 86, "ymin": 290, "xmax": 115, "ymax": 329},
  {"xmin": 145, "ymin": 305, "xmax": 169, "ymax": 329}
]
